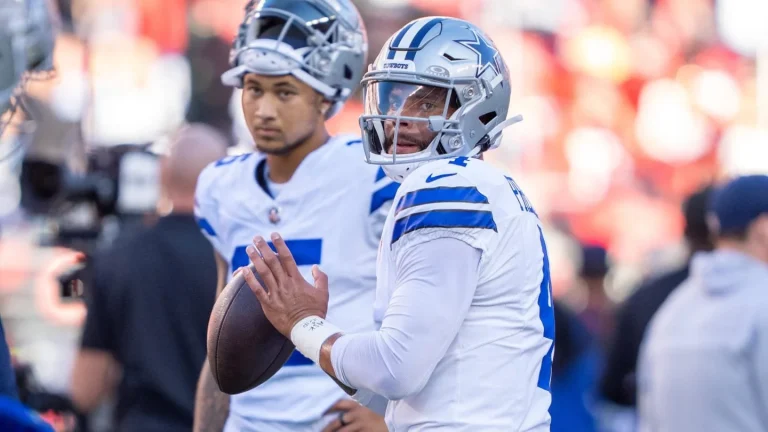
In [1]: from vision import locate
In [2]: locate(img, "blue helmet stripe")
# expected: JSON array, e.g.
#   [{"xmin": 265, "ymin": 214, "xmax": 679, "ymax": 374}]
[
  {"xmin": 387, "ymin": 20, "xmax": 417, "ymax": 59},
  {"xmin": 404, "ymin": 18, "xmax": 442, "ymax": 61}
]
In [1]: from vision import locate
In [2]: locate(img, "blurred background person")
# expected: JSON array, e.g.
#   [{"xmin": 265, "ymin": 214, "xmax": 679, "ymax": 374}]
[
  {"xmin": 575, "ymin": 245, "xmax": 614, "ymax": 346},
  {"xmin": 69, "ymin": 124, "xmax": 227, "ymax": 432},
  {"xmin": 550, "ymin": 299, "xmax": 601, "ymax": 432},
  {"xmin": 637, "ymin": 174, "xmax": 768, "ymax": 432},
  {"xmin": 599, "ymin": 185, "xmax": 714, "ymax": 411}
]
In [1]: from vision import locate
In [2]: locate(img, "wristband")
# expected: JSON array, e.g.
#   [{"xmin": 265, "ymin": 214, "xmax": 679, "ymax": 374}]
[{"xmin": 289, "ymin": 316, "xmax": 342, "ymax": 364}]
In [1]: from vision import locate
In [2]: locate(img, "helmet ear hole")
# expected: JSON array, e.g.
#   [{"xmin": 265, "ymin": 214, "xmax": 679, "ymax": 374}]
[{"xmin": 479, "ymin": 111, "xmax": 497, "ymax": 125}]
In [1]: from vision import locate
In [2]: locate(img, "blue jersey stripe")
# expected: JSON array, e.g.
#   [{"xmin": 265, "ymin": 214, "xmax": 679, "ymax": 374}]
[
  {"xmin": 404, "ymin": 18, "xmax": 442, "ymax": 61},
  {"xmin": 196, "ymin": 217, "xmax": 217, "ymax": 237},
  {"xmin": 392, "ymin": 210, "xmax": 497, "ymax": 244},
  {"xmin": 231, "ymin": 239, "xmax": 322, "ymax": 270},
  {"xmin": 387, "ymin": 20, "xmax": 417, "ymax": 59},
  {"xmin": 396, "ymin": 186, "xmax": 489, "ymax": 215},
  {"xmin": 371, "ymin": 182, "xmax": 399, "ymax": 214}
]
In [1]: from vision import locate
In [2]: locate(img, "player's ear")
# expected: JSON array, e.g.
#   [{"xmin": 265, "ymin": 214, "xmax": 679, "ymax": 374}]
[{"xmin": 316, "ymin": 94, "xmax": 331, "ymax": 117}]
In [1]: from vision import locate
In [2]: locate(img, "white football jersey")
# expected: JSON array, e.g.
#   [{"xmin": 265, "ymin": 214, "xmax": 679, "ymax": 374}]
[
  {"xmin": 194, "ymin": 134, "xmax": 397, "ymax": 425},
  {"xmin": 376, "ymin": 156, "xmax": 554, "ymax": 431}
]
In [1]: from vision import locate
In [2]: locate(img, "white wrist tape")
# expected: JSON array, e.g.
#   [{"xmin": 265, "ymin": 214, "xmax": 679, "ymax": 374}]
[{"xmin": 289, "ymin": 316, "xmax": 342, "ymax": 364}]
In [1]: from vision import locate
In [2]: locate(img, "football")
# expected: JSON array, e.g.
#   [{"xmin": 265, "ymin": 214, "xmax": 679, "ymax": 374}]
[{"xmin": 206, "ymin": 264, "xmax": 295, "ymax": 394}]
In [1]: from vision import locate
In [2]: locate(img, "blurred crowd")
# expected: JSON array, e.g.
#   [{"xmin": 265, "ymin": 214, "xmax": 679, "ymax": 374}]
[{"xmin": 0, "ymin": 0, "xmax": 766, "ymax": 431}]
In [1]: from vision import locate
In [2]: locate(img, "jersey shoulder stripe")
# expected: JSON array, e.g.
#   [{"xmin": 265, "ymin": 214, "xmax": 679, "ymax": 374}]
[
  {"xmin": 392, "ymin": 209, "xmax": 497, "ymax": 244},
  {"xmin": 389, "ymin": 161, "xmax": 499, "ymax": 245},
  {"xmin": 395, "ymin": 186, "xmax": 489, "ymax": 216}
]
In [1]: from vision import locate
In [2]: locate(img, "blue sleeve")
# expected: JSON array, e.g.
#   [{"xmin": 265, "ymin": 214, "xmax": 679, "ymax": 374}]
[{"xmin": 0, "ymin": 318, "xmax": 18, "ymax": 400}]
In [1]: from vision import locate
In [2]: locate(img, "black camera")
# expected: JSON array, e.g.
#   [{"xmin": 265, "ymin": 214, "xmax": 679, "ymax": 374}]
[{"xmin": 19, "ymin": 143, "xmax": 160, "ymax": 299}]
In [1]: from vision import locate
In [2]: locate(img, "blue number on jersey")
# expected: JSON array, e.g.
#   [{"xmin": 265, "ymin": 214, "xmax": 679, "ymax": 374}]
[
  {"xmin": 448, "ymin": 156, "xmax": 470, "ymax": 167},
  {"xmin": 505, "ymin": 176, "xmax": 537, "ymax": 216},
  {"xmin": 215, "ymin": 153, "xmax": 252, "ymax": 167},
  {"xmin": 231, "ymin": 238, "xmax": 323, "ymax": 367},
  {"xmin": 536, "ymin": 226, "xmax": 555, "ymax": 392}
]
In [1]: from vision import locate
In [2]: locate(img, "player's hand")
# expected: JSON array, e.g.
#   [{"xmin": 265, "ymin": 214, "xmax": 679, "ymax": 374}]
[
  {"xmin": 242, "ymin": 233, "xmax": 329, "ymax": 338},
  {"xmin": 321, "ymin": 399, "xmax": 387, "ymax": 432}
]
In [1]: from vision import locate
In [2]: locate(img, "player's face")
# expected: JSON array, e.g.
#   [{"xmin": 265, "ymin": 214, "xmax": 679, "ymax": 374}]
[
  {"xmin": 241, "ymin": 73, "xmax": 329, "ymax": 155},
  {"xmin": 367, "ymin": 82, "xmax": 459, "ymax": 155}
]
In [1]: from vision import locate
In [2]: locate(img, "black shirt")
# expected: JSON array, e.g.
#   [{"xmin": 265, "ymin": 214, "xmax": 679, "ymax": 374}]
[
  {"xmin": 598, "ymin": 265, "xmax": 690, "ymax": 406},
  {"xmin": 81, "ymin": 214, "xmax": 217, "ymax": 432}
]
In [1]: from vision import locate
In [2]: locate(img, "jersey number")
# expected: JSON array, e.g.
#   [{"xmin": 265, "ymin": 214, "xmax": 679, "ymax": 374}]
[
  {"xmin": 231, "ymin": 238, "xmax": 323, "ymax": 367},
  {"xmin": 537, "ymin": 227, "xmax": 555, "ymax": 392},
  {"xmin": 215, "ymin": 153, "xmax": 252, "ymax": 167}
]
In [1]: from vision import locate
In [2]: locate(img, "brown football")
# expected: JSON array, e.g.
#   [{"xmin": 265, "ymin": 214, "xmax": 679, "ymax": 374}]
[{"xmin": 206, "ymin": 264, "xmax": 295, "ymax": 394}]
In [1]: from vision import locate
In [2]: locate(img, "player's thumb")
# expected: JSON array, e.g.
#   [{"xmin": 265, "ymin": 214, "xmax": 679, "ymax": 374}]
[{"xmin": 312, "ymin": 265, "xmax": 328, "ymax": 292}]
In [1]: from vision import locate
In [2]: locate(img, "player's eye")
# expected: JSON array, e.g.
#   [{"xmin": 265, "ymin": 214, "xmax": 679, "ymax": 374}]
[
  {"xmin": 247, "ymin": 87, "xmax": 262, "ymax": 96},
  {"xmin": 420, "ymin": 102, "xmax": 436, "ymax": 112},
  {"xmin": 277, "ymin": 90, "xmax": 296, "ymax": 99}
]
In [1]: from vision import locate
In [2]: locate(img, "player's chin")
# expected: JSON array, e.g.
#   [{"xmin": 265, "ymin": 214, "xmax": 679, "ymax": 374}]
[{"xmin": 254, "ymin": 139, "xmax": 287, "ymax": 154}]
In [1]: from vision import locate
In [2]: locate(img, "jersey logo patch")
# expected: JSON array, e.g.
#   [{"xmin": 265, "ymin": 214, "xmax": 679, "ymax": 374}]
[{"xmin": 425, "ymin": 173, "xmax": 457, "ymax": 183}]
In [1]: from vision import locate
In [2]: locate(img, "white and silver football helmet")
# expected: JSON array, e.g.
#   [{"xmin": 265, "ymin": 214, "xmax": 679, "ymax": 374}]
[
  {"xmin": 221, "ymin": 0, "xmax": 368, "ymax": 119},
  {"xmin": 0, "ymin": 0, "xmax": 55, "ymax": 134},
  {"xmin": 359, "ymin": 17, "xmax": 522, "ymax": 182}
]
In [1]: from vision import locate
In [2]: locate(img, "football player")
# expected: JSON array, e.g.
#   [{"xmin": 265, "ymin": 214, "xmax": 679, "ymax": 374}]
[
  {"xmin": 241, "ymin": 16, "xmax": 556, "ymax": 431},
  {"xmin": 0, "ymin": 1, "xmax": 56, "ymax": 430},
  {"xmin": 192, "ymin": 1, "xmax": 393, "ymax": 431}
]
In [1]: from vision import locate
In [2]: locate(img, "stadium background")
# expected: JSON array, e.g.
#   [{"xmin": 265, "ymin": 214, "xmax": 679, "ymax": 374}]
[{"xmin": 0, "ymin": 0, "xmax": 766, "ymax": 429}]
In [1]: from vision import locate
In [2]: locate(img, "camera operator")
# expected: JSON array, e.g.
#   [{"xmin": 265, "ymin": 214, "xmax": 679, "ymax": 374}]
[{"xmin": 69, "ymin": 124, "xmax": 227, "ymax": 432}]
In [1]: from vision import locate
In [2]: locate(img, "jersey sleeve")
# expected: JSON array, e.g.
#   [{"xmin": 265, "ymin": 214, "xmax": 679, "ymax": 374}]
[
  {"xmin": 389, "ymin": 166, "xmax": 497, "ymax": 255},
  {"xmin": 366, "ymin": 167, "xmax": 399, "ymax": 245},
  {"xmin": 331, "ymin": 237, "xmax": 481, "ymax": 400},
  {"xmin": 194, "ymin": 161, "xmax": 226, "ymax": 258}
]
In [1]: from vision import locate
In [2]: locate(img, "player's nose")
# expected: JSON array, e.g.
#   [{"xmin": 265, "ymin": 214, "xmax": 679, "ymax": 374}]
[
  {"xmin": 385, "ymin": 116, "xmax": 413, "ymax": 131},
  {"xmin": 253, "ymin": 95, "xmax": 278, "ymax": 119}
]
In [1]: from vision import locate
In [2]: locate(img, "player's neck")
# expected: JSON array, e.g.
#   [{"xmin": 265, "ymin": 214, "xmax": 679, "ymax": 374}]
[{"xmin": 266, "ymin": 127, "xmax": 330, "ymax": 183}]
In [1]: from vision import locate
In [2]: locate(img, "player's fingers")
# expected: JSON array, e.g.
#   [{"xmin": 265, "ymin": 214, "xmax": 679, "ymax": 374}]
[
  {"xmin": 253, "ymin": 235, "xmax": 288, "ymax": 283},
  {"xmin": 270, "ymin": 233, "xmax": 301, "ymax": 277},
  {"xmin": 242, "ymin": 266, "xmax": 269, "ymax": 304},
  {"xmin": 246, "ymin": 244, "xmax": 279, "ymax": 294},
  {"xmin": 337, "ymin": 424, "xmax": 364, "ymax": 432},
  {"xmin": 323, "ymin": 399, "xmax": 359, "ymax": 414},
  {"xmin": 312, "ymin": 265, "xmax": 329, "ymax": 293}
]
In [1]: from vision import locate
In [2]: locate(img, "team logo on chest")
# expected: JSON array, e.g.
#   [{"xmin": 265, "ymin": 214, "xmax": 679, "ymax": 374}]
[{"xmin": 268, "ymin": 206, "xmax": 281, "ymax": 224}]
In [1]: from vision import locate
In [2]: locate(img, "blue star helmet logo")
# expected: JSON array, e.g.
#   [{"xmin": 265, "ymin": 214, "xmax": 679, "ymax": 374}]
[{"xmin": 454, "ymin": 29, "xmax": 502, "ymax": 78}]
